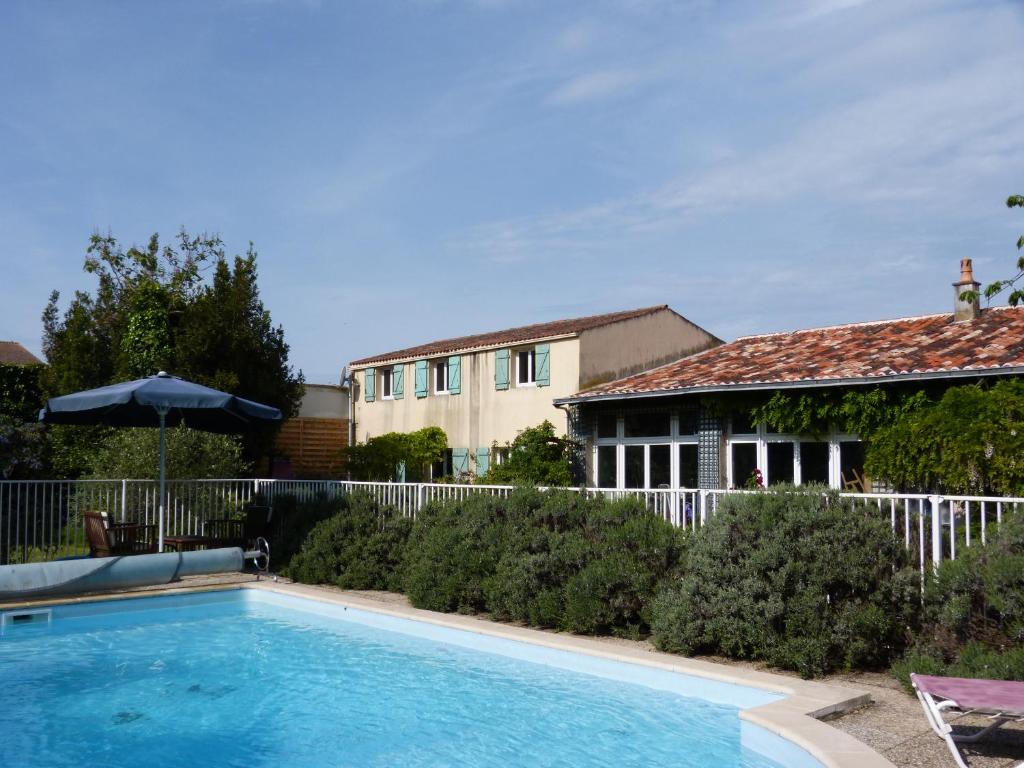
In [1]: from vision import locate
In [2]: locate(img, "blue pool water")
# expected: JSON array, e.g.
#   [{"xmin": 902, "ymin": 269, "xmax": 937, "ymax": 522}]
[{"xmin": 0, "ymin": 590, "xmax": 820, "ymax": 768}]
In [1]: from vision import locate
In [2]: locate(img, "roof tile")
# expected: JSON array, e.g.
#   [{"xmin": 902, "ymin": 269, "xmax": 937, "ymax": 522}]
[{"xmin": 572, "ymin": 307, "xmax": 1024, "ymax": 400}]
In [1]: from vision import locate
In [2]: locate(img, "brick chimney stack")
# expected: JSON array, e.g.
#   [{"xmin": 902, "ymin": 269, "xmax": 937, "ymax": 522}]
[{"xmin": 953, "ymin": 258, "xmax": 981, "ymax": 322}]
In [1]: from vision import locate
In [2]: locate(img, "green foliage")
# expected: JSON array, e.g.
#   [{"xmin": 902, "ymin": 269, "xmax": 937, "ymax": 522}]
[
  {"xmin": 403, "ymin": 488, "xmax": 686, "ymax": 635},
  {"xmin": 750, "ymin": 387, "xmax": 931, "ymax": 439},
  {"xmin": 81, "ymin": 426, "xmax": 250, "ymax": 480},
  {"xmin": 961, "ymin": 194, "xmax": 1024, "ymax": 306},
  {"xmin": 284, "ymin": 493, "xmax": 411, "ymax": 591},
  {"xmin": 0, "ymin": 362, "xmax": 47, "ymax": 479},
  {"xmin": 403, "ymin": 492, "xmax": 509, "ymax": 613},
  {"xmin": 346, "ymin": 427, "xmax": 448, "ymax": 481},
  {"xmin": 264, "ymin": 493, "xmax": 345, "ymax": 572},
  {"xmin": 866, "ymin": 381, "xmax": 1024, "ymax": 494},
  {"xmin": 40, "ymin": 229, "xmax": 304, "ymax": 472},
  {"xmin": 893, "ymin": 516, "xmax": 1024, "ymax": 689},
  {"xmin": 483, "ymin": 420, "xmax": 576, "ymax": 487},
  {"xmin": 650, "ymin": 487, "xmax": 919, "ymax": 678}
]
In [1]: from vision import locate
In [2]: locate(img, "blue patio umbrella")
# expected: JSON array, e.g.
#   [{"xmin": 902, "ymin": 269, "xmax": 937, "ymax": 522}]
[{"xmin": 39, "ymin": 371, "xmax": 282, "ymax": 551}]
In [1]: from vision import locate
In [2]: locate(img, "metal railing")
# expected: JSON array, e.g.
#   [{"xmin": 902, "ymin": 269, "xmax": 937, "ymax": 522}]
[{"xmin": 1, "ymin": 478, "xmax": 1021, "ymax": 570}]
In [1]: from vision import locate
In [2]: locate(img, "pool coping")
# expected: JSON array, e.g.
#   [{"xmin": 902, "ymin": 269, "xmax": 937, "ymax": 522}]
[{"xmin": 1, "ymin": 580, "xmax": 896, "ymax": 768}]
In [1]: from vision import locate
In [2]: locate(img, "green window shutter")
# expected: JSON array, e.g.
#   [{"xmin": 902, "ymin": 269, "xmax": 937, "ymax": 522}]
[
  {"xmin": 364, "ymin": 369, "xmax": 375, "ymax": 402},
  {"xmin": 392, "ymin": 364, "xmax": 404, "ymax": 399},
  {"xmin": 448, "ymin": 355, "xmax": 461, "ymax": 395},
  {"xmin": 535, "ymin": 343, "xmax": 550, "ymax": 387},
  {"xmin": 415, "ymin": 360, "xmax": 428, "ymax": 398},
  {"xmin": 494, "ymin": 348, "xmax": 509, "ymax": 391},
  {"xmin": 475, "ymin": 447, "xmax": 490, "ymax": 477},
  {"xmin": 452, "ymin": 448, "xmax": 469, "ymax": 477}
]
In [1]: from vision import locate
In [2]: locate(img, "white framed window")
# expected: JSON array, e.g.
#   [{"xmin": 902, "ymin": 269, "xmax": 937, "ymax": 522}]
[
  {"xmin": 434, "ymin": 359, "xmax": 449, "ymax": 395},
  {"xmin": 494, "ymin": 448, "xmax": 510, "ymax": 466},
  {"xmin": 592, "ymin": 410, "xmax": 700, "ymax": 489},
  {"xmin": 516, "ymin": 348, "xmax": 536, "ymax": 386},
  {"xmin": 725, "ymin": 415, "xmax": 865, "ymax": 490},
  {"xmin": 380, "ymin": 368, "xmax": 393, "ymax": 399}
]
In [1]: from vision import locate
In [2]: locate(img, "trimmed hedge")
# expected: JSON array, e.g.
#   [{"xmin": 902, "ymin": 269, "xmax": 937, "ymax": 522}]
[
  {"xmin": 650, "ymin": 486, "xmax": 919, "ymax": 678},
  {"xmin": 284, "ymin": 493, "xmax": 411, "ymax": 591},
  {"xmin": 402, "ymin": 488, "xmax": 686, "ymax": 635}
]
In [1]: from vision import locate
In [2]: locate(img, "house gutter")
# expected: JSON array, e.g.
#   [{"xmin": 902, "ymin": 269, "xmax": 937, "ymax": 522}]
[{"xmin": 554, "ymin": 365, "xmax": 1024, "ymax": 406}]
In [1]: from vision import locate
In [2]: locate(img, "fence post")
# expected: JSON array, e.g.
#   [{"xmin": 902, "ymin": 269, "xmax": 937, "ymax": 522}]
[
  {"xmin": 929, "ymin": 494, "xmax": 943, "ymax": 573},
  {"xmin": 699, "ymin": 489, "xmax": 708, "ymax": 526},
  {"xmin": 120, "ymin": 479, "xmax": 127, "ymax": 523},
  {"xmin": 416, "ymin": 483, "xmax": 426, "ymax": 517}
]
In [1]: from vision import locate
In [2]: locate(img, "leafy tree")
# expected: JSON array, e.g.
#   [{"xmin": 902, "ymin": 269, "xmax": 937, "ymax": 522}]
[
  {"xmin": 483, "ymin": 420, "xmax": 576, "ymax": 487},
  {"xmin": 865, "ymin": 380, "xmax": 1024, "ymax": 495},
  {"xmin": 82, "ymin": 427, "xmax": 250, "ymax": 480},
  {"xmin": 0, "ymin": 362, "xmax": 46, "ymax": 479},
  {"xmin": 960, "ymin": 194, "xmax": 1024, "ymax": 306},
  {"xmin": 346, "ymin": 427, "xmax": 448, "ymax": 481},
  {"xmin": 40, "ymin": 229, "xmax": 304, "ymax": 472}
]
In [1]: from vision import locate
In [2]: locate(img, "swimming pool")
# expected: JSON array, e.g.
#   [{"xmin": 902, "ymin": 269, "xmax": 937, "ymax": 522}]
[{"xmin": 0, "ymin": 588, "xmax": 824, "ymax": 768}]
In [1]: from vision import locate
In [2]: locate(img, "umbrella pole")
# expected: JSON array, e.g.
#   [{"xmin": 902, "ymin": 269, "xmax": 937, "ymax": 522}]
[{"xmin": 157, "ymin": 407, "xmax": 169, "ymax": 552}]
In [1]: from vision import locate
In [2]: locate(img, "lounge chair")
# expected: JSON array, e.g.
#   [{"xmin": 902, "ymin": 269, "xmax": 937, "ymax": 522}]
[
  {"xmin": 83, "ymin": 511, "xmax": 158, "ymax": 558},
  {"xmin": 912, "ymin": 673, "xmax": 1024, "ymax": 768}
]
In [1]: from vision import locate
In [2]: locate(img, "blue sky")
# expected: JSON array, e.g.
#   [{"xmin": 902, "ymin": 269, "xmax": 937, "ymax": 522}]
[{"xmin": 1, "ymin": 0, "xmax": 1022, "ymax": 384}]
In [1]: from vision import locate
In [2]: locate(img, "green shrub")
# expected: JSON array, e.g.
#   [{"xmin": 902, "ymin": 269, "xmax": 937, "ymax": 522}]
[
  {"xmin": 893, "ymin": 516, "xmax": 1024, "ymax": 688},
  {"xmin": 403, "ymin": 488, "xmax": 686, "ymax": 635},
  {"xmin": 284, "ymin": 493, "xmax": 411, "ymax": 590},
  {"xmin": 402, "ymin": 492, "xmax": 516, "ymax": 613},
  {"xmin": 650, "ymin": 486, "xmax": 919, "ymax": 678},
  {"xmin": 267, "ymin": 492, "xmax": 344, "ymax": 571}
]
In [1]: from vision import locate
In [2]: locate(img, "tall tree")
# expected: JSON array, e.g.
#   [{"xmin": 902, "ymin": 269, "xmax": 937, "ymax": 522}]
[{"xmin": 41, "ymin": 230, "xmax": 304, "ymax": 474}]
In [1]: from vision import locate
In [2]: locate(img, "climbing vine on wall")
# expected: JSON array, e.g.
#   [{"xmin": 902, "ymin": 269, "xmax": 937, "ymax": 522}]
[{"xmin": 747, "ymin": 387, "xmax": 932, "ymax": 439}]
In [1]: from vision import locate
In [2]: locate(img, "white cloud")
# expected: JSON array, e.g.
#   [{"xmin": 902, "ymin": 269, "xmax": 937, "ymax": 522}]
[{"xmin": 546, "ymin": 68, "xmax": 645, "ymax": 106}]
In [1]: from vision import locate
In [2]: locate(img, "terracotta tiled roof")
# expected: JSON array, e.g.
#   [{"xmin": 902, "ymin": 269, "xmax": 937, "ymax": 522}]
[
  {"xmin": 563, "ymin": 307, "xmax": 1024, "ymax": 402},
  {"xmin": 350, "ymin": 306, "xmax": 672, "ymax": 366},
  {"xmin": 0, "ymin": 341, "xmax": 43, "ymax": 366}
]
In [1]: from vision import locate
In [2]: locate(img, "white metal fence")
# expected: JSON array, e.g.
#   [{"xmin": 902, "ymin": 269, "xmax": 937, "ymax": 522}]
[{"xmin": 1, "ymin": 478, "xmax": 1021, "ymax": 573}]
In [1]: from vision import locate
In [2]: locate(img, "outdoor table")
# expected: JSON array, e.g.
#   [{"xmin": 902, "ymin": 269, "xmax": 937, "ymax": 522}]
[{"xmin": 163, "ymin": 535, "xmax": 211, "ymax": 552}]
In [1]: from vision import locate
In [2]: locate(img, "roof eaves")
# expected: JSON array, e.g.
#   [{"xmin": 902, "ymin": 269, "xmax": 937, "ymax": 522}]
[
  {"xmin": 554, "ymin": 365, "xmax": 1024, "ymax": 406},
  {"xmin": 350, "ymin": 331, "xmax": 580, "ymax": 368}
]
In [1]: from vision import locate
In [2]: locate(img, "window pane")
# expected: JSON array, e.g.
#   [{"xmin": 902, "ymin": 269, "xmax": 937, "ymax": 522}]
[
  {"xmin": 624, "ymin": 445, "xmax": 644, "ymax": 489},
  {"xmin": 677, "ymin": 410, "xmax": 699, "ymax": 435},
  {"xmin": 840, "ymin": 441, "xmax": 867, "ymax": 491},
  {"xmin": 650, "ymin": 445, "xmax": 671, "ymax": 488},
  {"xmin": 597, "ymin": 414, "xmax": 618, "ymax": 439},
  {"xmin": 731, "ymin": 443, "xmax": 757, "ymax": 488},
  {"xmin": 731, "ymin": 412, "xmax": 756, "ymax": 435},
  {"xmin": 766, "ymin": 442, "xmax": 794, "ymax": 486},
  {"xmin": 679, "ymin": 444, "xmax": 698, "ymax": 488},
  {"xmin": 435, "ymin": 361, "xmax": 447, "ymax": 391},
  {"xmin": 518, "ymin": 350, "xmax": 533, "ymax": 383},
  {"xmin": 381, "ymin": 369, "xmax": 391, "ymax": 397},
  {"xmin": 624, "ymin": 412, "xmax": 670, "ymax": 437},
  {"xmin": 597, "ymin": 445, "xmax": 617, "ymax": 488},
  {"xmin": 800, "ymin": 442, "xmax": 830, "ymax": 485}
]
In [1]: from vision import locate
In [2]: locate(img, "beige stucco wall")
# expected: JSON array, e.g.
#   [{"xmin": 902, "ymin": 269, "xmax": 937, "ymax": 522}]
[
  {"xmin": 353, "ymin": 337, "xmax": 581, "ymax": 451},
  {"xmin": 299, "ymin": 384, "xmax": 350, "ymax": 419},
  {"xmin": 577, "ymin": 308, "xmax": 720, "ymax": 389}
]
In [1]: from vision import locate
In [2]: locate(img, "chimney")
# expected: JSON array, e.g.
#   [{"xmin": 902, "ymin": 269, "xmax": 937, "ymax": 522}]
[{"xmin": 953, "ymin": 258, "xmax": 981, "ymax": 322}]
